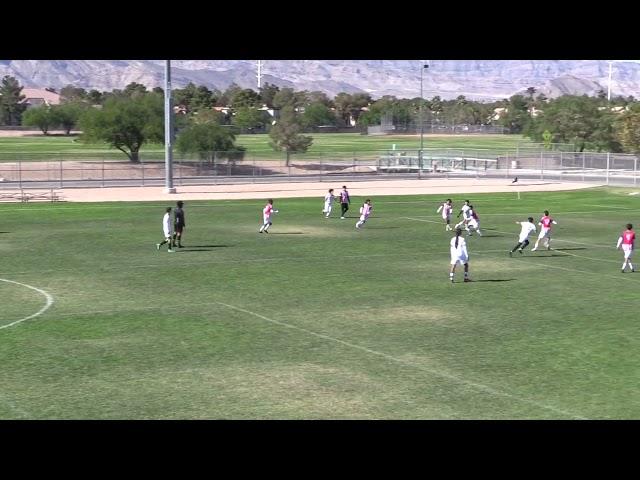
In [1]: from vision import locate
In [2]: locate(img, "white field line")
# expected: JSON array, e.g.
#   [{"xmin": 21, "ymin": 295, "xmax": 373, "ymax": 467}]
[
  {"xmin": 215, "ymin": 301, "xmax": 587, "ymax": 420},
  {"xmin": 0, "ymin": 278, "xmax": 54, "ymax": 330}
]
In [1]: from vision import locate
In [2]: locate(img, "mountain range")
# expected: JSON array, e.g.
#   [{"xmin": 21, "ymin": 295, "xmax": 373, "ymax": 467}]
[{"xmin": 1, "ymin": 60, "xmax": 640, "ymax": 101}]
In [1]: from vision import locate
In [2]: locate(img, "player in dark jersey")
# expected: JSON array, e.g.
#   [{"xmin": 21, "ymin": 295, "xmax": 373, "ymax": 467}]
[{"xmin": 172, "ymin": 201, "xmax": 186, "ymax": 248}]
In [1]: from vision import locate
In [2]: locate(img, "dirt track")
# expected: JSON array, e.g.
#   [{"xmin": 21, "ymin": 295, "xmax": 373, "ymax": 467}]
[{"xmin": 1, "ymin": 178, "xmax": 604, "ymax": 203}]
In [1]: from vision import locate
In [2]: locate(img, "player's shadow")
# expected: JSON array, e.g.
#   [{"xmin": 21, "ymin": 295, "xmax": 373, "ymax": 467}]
[
  {"xmin": 177, "ymin": 248, "xmax": 214, "ymax": 252},
  {"xmin": 367, "ymin": 226, "xmax": 400, "ymax": 229},
  {"xmin": 188, "ymin": 245, "xmax": 232, "ymax": 248},
  {"xmin": 472, "ymin": 279, "xmax": 516, "ymax": 282},
  {"xmin": 553, "ymin": 248, "xmax": 587, "ymax": 251},
  {"xmin": 0, "ymin": 231, "xmax": 9, "ymax": 234},
  {"xmin": 477, "ymin": 234, "xmax": 502, "ymax": 238},
  {"xmin": 268, "ymin": 232, "xmax": 304, "ymax": 235}
]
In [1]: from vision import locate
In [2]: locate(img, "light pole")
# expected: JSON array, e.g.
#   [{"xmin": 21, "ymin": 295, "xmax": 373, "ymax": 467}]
[
  {"xmin": 419, "ymin": 62, "xmax": 429, "ymax": 177},
  {"xmin": 607, "ymin": 61, "xmax": 613, "ymax": 102},
  {"xmin": 165, "ymin": 59, "xmax": 176, "ymax": 194}
]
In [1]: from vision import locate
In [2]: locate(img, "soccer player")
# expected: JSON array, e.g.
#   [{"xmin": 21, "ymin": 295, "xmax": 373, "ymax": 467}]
[
  {"xmin": 156, "ymin": 207, "xmax": 175, "ymax": 252},
  {"xmin": 172, "ymin": 200, "xmax": 186, "ymax": 248},
  {"xmin": 339, "ymin": 185, "xmax": 351, "ymax": 219},
  {"xmin": 454, "ymin": 200, "xmax": 471, "ymax": 229},
  {"xmin": 532, "ymin": 210, "xmax": 558, "ymax": 251},
  {"xmin": 616, "ymin": 223, "xmax": 635, "ymax": 273},
  {"xmin": 322, "ymin": 188, "xmax": 336, "ymax": 218},
  {"xmin": 449, "ymin": 228, "xmax": 471, "ymax": 283},
  {"xmin": 355, "ymin": 199, "xmax": 372, "ymax": 229},
  {"xmin": 259, "ymin": 199, "xmax": 279, "ymax": 233},
  {"xmin": 509, "ymin": 217, "xmax": 537, "ymax": 256},
  {"xmin": 436, "ymin": 199, "xmax": 453, "ymax": 231},
  {"xmin": 465, "ymin": 205, "xmax": 482, "ymax": 236}
]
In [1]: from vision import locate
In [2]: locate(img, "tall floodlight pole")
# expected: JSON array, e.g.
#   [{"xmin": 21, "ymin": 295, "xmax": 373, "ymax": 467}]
[
  {"xmin": 419, "ymin": 62, "xmax": 429, "ymax": 178},
  {"xmin": 257, "ymin": 60, "xmax": 264, "ymax": 90},
  {"xmin": 165, "ymin": 60, "xmax": 176, "ymax": 193},
  {"xmin": 607, "ymin": 61, "xmax": 613, "ymax": 102}
]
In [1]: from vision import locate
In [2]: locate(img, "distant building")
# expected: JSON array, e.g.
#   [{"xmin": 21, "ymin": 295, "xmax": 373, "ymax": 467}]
[{"xmin": 21, "ymin": 88, "xmax": 62, "ymax": 109}]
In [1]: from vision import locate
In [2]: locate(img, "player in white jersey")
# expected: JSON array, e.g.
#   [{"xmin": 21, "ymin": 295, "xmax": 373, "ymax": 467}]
[
  {"xmin": 449, "ymin": 228, "xmax": 471, "ymax": 283},
  {"xmin": 454, "ymin": 200, "xmax": 471, "ymax": 229},
  {"xmin": 156, "ymin": 207, "xmax": 175, "ymax": 252},
  {"xmin": 355, "ymin": 199, "xmax": 372, "ymax": 229},
  {"xmin": 509, "ymin": 217, "xmax": 536, "ymax": 256},
  {"xmin": 259, "ymin": 199, "xmax": 279, "ymax": 233},
  {"xmin": 464, "ymin": 205, "xmax": 482, "ymax": 236},
  {"xmin": 436, "ymin": 199, "xmax": 453, "ymax": 231},
  {"xmin": 322, "ymin": 188, "xmax": 336, "ymax": 218}
]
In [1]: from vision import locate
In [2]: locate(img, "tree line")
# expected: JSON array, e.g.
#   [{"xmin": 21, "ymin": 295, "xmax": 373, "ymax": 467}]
[{"xmin": 2, "ymin": 75, "xmax": 640, "ymax": 159}]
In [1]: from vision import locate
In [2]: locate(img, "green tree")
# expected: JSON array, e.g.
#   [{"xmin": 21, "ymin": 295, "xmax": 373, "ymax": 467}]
[
  {"xmin": 273, "ymin": 88, "xmax": 305, "ymax": 109},
  {"xmin": 233, "ymin": 107, "xmax": 267, "ymax": 131},
  {"xmin": 87, "ymin": 89, "xmax": 104, "ymax": 105},
  {"xmin": 22, "ymin": 106, "xmax": 58, "ymax": 134},
  {"xmin": 0, "ymin": 75, "xmax": 27, "ymax": 125},
  {"xmin": 176, "ymin": 123, "xmax": 245, "ymax": 162},
  {"xmin": 79, "ymin": 92, "xmax": 164, "ymax": 162},
  {"xmin": 231, "ymin": 89, "xmax": 261, "ymax": 108},
  {"xmin": 269, "ymin": 105, "xmax": 313, "ymax": 165},
  {"xmin": 259, "ymin": 83, "xmax": 280, "ymax": 107},
  {"xmin": 616, "ymin": 105, "xmax": 640, "ymax": 154},
  {"xmin": 300, "ymin": 102, "xmax": 336, "ymax": 129},
  {"xmin": 333, "ymin": 92, "xmax": 370, "ymax": 126},
  {"xmin": 499, "ymin": 95, "xmax": 531, "ymax": 133},
  {"xmin": 123, "ymin": 82, "xmax": 148, "ymax": 98},
  {"xmin": 527, "ymin": 95, "xmax": 619, "ymax": 152},
  {"xmin": 51, "ymin": 102, "xmax": 88, "ymax": 135},
  {"xmin": 60, "ymin": 85, "xmax": 87, "ymax": 102},
  {"xmin": 217, "ymin": 83, "xmax": 243, "ymax": 107}
]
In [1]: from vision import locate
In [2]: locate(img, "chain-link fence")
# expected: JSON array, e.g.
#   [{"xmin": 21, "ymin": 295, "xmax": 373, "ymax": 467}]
[{"xmin": 1, "ymin": 149, "xmax": 639, "ymax": 190}]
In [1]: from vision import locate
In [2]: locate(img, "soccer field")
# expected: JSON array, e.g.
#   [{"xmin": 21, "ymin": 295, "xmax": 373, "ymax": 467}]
[
  {"xmin": 0, "ymin": 133, "xmax": 534, "ymax": 161},
  {"xmin": 1, "ymin": 187, "xmax": 638, "ymax": 419}
]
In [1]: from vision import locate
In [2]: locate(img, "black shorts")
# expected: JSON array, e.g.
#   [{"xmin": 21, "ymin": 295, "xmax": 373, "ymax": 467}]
[{"xmin": 174, "ymin": 225, "xmax": 184, "ymax": 233}]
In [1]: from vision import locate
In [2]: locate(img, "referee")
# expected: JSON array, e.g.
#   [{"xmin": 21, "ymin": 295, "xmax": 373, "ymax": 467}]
[{"xmin": 172, "ymin": 200, "xmax": 186, "ymax": 248}]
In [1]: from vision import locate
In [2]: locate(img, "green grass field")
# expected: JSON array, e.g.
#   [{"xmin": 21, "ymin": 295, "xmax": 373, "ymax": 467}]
[
  {"xmin": 1, "ymin": 187, "xmax": 639, "ymax": 419},
  {"xmin": 0, "ymin": 133, "xmax": 536, "ymax": 161}
]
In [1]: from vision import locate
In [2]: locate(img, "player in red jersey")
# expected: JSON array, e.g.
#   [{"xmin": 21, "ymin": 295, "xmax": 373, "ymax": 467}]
[
  {"xmin": 616, "ymin": 223, "xmax": 635, "ymax": 273},
  {"xmin": 532, "ymin": 210, "xmax": 557, "ymax": 251}
]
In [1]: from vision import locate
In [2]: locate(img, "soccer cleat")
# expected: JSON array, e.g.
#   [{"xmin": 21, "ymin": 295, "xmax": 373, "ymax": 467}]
[
  {"xmin": 518, "ymin": 249, "xmax": 523, "ymax": 254},
  {"xmin": 168, "ymin": 249, "xmax": 175, "ymax": 253},
  {"xmin": 622, "ymin": 269, "xmax": 625, "ymax": 273},
  {"xmin": 178, "ymin": 245, "xmax": 184, "ymax": 248},
  {"xmin": 156, "ymin": 243, "xmax": 160, "ymax": 250},
  {"xmin": 464, "ymin": 278, "xmax": 472, "ymax": 282},
  {"xmin": 531, "ymin": 247, "xmax": 537, "ymax": 251},
  {"xmin": 509, "ymin": 251, "xmax": 513, "ymax": 257},
  {"xmin": 450, "ymin": 278, "xmax": 454, "ymax": 283}
]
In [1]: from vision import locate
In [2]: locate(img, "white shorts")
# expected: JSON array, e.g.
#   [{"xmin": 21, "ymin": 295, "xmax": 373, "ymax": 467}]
[
  {"xmin": 359, "ymin": 214, "xmax": 368, "ymax": 222},
  {"xmin": 622, "ymin": 245, "xmax": 634, "ymax": 260},
  {"xmin": 538, "ymin": 228, "xmax": 551, "ymax": 239},
  {"xmin": 518, "ymin": 235, "xmax": 531, "ymax": 243},
  {"xmin": 467, "ymin": 219, "xmax": 479, "ymax": 229},
  {"xmin": 163, "ymin": 228, "xmax": 171, "ymax": 238},
  {"xmin": 442, "ymin": 213, "xmax": 451, "ymax": 221},
  {"xmin": 263, "ymin": 215, "xmax": 272, "ymax": 224},
  {"xmin": 323, "ymin": 203, "xmax": 332, "ymax": 213},
  {"xmin": 450, "ymin": 254, "xmax": 468, "ymax": 266}
]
